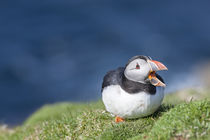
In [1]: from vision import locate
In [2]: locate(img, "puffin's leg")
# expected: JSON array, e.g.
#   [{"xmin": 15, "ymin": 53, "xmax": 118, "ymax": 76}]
[{"xmin": 115, "ymin": 116, "xmax": 124, "ymax": 123}]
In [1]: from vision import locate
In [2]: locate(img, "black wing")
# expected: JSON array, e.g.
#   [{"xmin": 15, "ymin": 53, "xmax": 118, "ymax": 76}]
[{"xmin": 101, "ymin": 67, "xmax": 124, "ymax": 91}]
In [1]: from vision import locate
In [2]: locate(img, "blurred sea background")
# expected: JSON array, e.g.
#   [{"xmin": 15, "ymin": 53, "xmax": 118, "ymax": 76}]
[{"xmin": 1, "ymin": 0, "xmax": 210, "ymax": 125}]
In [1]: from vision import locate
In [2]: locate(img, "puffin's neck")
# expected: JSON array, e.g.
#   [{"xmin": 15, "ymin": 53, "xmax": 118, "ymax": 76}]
[{"xmin": 120, "ymin": 72, "xmax": 156, "ymax": 95}]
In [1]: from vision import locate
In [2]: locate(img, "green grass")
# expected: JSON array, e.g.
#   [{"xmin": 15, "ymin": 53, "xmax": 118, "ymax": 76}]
[{"xmin": 0, "ymin": 90, "xmax": 210, "ymax": 140}]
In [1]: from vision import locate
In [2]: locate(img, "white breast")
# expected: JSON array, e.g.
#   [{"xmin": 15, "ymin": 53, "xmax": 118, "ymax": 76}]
[{"xmin": 102, "ymin": 85, "xmax": 164, "ymax": 119}]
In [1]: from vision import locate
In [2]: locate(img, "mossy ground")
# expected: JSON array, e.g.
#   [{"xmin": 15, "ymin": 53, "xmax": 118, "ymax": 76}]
[{"xmin": 0, "ymin": 89, "xmax": 210, "ymax": 140}]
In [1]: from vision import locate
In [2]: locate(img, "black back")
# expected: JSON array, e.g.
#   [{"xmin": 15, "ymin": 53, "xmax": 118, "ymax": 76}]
[
  {"xmin": 102, "ymin": 67, "xmax": 164, "ymax": 95},
  {"xmin": 102, "ymin": 67, "xmax": 124, "ymax": 90}
]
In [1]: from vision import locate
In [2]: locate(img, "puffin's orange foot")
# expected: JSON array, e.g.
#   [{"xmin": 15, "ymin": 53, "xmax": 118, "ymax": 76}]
[{"xmin": 115, "ymin": 116, "xmax": 124, "ymax": 123}]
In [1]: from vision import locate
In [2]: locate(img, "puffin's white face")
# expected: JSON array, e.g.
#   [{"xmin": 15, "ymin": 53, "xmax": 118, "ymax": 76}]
[{"xmin": 124, "ymin": 58, "xmax": 151, "ymax": 83}]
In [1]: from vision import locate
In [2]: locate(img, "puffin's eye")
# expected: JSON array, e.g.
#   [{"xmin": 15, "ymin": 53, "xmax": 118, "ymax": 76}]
[{"xmin": 136, "ymin": 63, "xmax": 140, "ymax": 69}]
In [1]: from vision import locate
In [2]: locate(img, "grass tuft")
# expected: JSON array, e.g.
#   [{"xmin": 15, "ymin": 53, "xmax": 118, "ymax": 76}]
[{"xmin": 131, "ymin": 100, "xmax": 210, "ymax": 140}]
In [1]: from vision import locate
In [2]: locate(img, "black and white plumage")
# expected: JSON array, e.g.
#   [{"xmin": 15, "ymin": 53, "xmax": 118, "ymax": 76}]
[{"xmin": 102, "ymin": 55, "xmax": 167, "ymax": 119}]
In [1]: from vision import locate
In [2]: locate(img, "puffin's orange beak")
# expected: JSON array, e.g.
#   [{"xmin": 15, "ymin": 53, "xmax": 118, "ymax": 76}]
[
  {"xmin": 148, "ymin": 60, "xmax": 168, "ymax": 87},
  {"xmin": 148, "ymin": 60, "xmax": 168, "ymax": 71}
]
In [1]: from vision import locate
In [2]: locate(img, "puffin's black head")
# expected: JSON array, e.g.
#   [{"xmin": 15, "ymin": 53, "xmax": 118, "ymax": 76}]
[{"xmin": 124, "ymin": 55, "xmax": 168, "ymax": 87}]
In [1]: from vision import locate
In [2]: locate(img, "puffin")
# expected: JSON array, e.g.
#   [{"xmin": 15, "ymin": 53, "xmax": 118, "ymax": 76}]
[{"xmin": 102, "ymin": 55, "xmax": 168, "ymax": 123}]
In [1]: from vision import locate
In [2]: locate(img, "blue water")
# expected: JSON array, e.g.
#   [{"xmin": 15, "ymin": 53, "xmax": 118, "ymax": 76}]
[{"xmin": 1, "ymin": 0, "xmax": 210, "ymax": 125}]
